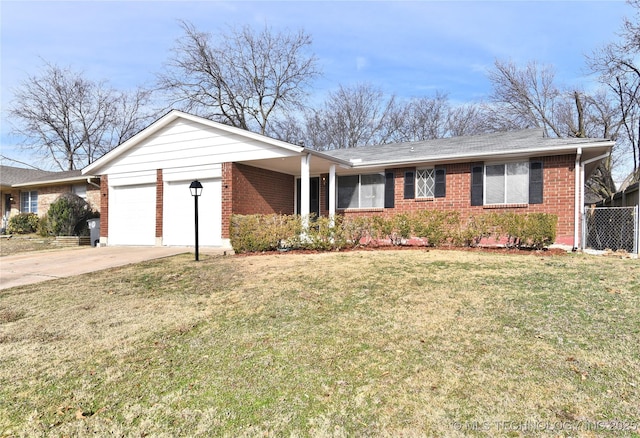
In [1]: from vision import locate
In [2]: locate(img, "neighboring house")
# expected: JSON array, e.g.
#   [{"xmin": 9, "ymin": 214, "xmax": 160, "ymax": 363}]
[
  {"xmin": 0, "ymin": 165, "xmax": 101, "ymax": 230},
  {"xmin": 597, "ymin": 181, "xmax": 639, "ymax": 208},
  {"xmin": 82, "ymin": 110, "xmax": 614, "ymax": 248}
]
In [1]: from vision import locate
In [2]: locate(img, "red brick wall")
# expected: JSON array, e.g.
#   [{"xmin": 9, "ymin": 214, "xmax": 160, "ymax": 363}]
[
  {"xmin": 340, "ymin": 155, "xmax": 576, "ymax": 245},
  {"xmin": 156, "ymin": 169, "xmax": 163, "ymax": 238},
  {"xmin": 100, "ymin": 175, "xmax": 109, "ymax": 239},
  {"xmin": 221, "ymin": 162, "xmax": 295, "ymax": 238}
]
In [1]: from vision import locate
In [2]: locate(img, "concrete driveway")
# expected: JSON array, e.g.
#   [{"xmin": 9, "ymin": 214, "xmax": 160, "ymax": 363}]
[{"xmin": 0, "ymin": 246, "xmax": 225, "ymax": 290}]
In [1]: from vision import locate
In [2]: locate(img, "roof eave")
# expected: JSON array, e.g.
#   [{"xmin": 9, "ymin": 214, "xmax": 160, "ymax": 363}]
[{"xmin": 13, "ymin": 175, "xmax": 99, "ymax": 188}]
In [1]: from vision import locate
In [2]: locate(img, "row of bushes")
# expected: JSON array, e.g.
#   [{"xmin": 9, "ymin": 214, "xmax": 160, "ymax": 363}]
[
  {"xmin": 4, "ymin": 194, "xmax": 99, "ymax": 236},
  {"xmin": 230, "ymin": 211, "xmax": 558, "ymax": 253}
]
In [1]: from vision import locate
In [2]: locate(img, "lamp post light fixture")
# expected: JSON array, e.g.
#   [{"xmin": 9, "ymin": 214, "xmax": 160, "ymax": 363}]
[{"xmin": 189, "ymin": 180, "xmax": 203, "ymax": 261}]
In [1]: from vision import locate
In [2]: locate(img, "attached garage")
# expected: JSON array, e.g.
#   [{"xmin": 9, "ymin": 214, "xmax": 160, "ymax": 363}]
[
  {"xmin": 81, "ymin": 110, "xmax": 311, "ymax": 248},
  {"xmin": 108, "ymin": 184, "xmax": 156, "ymax": 246},
  {"xmin": 162, "ymin": 178, "xmax": 222, "ymax": 246}
]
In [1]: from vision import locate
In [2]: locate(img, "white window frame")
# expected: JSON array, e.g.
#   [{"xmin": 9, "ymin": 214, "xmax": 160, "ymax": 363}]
[
  {"xmin": 20, "ymin": 191, "xmax": 38, "ymax": 214},
  {"xmin": 416, "ymin": 167, "xmax": 435, "ymax": 198},
  {"xmin": 337, "ymin": 173, "xmax": 385, "ymax": 209},
  {"xmin": 484, "ymin": 161, "xmax": 529, "ymax": 205}
]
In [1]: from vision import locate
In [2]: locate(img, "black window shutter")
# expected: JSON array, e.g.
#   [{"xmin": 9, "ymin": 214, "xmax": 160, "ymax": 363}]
[
  {"xmin": 384, "ymin": 171, "xmax": 395, "ymax": 208},
  {"xmin": 434, "ymin": 166, "xmax": 446, "ymax": 198},
  {"xmin": 404, "ymin": 171, "xmax": 415, "ymax": 199},
  {"xmin": 470, "ymin": 163, "xmax": 484, "ymax": 206},
  {"xmin": 529, "ymin": 159, "xmax": 544, "ymax": 204},
  {"xmin": 325, "ymin": 174, "xmax": 330, "ymax": 211}
]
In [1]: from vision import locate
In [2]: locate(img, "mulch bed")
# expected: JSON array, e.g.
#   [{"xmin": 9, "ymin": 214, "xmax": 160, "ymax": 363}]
[{"xmin": 235, "ymin": 244, "xmax": 569, "ymax": 257}]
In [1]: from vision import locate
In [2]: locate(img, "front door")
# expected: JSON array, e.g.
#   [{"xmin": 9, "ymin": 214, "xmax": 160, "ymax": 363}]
[{"xmin": 296, "ymin": 177, "xmax": 320, "ymax": 217}]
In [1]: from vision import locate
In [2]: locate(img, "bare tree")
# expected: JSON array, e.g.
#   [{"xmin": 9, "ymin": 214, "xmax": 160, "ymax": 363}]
[
  {"xmin": 487, "ymin": 60, "xmax": 563, "ymax": 137},
  {"xmin": 445, "ymin": 103, "xmax": 490, "ymax": 138},
  {"xmin": 301, "ymin": 83, "xmax": 399, "ymax": 150},
  {"xmin": 8, "ymin": 62, "xmax": 154, "ymax": 170},
  {"xmin": 588, "ymin": 0, "xmax": 640, "ymax": 179},
  {"xmin": 390, "ymin": 92, "xmax": 450, "ymax": 142},
  {"xmin": 158, "ymin": 21, "xmax": 320, "ymax": 135},
  {"xmin": 488, "ymin": 59, "xmax": 622, "ymax": 197}
]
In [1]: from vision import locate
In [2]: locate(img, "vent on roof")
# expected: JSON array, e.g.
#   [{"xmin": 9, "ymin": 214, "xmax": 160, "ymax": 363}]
[{"xmin": 350, "ymin": 158, "xmax": 362, "ymax": 163}]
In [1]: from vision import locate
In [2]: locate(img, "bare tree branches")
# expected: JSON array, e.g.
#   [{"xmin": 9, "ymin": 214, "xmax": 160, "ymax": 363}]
[
  {"xmin": 487, "ymin": 60, "xmax": 563, "ymax": 137},
  {"xmin": 8, "ymin": 62, "xmax": 154, "ymax": 170},
  {"xmin": 158, "ymin": 21, "xmax": 320, "ymax": 135},
  {"xmin": 297, "ymin": 83, "xmax": 398, "ymax": 150},
  {"xmin": 588, "ymin": 0, "xmax": 640, "ymax": 180}
]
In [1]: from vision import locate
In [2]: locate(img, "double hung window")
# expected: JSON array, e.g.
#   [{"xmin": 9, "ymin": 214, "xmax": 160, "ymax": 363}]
[
  {"xmin": 20, "ymin": 191, "xmax": 38, "ymax": 213},
  {"xmin": 485, "ymin": 162, "xmax": 529, "ymax": 204},
  {"xmin": 337, "ymin": 173, "xmax": 385, "ymax": 209}
]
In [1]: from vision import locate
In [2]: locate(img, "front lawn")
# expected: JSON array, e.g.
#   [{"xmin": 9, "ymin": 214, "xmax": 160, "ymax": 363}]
[{"xmin": 0, "ymin": 250, "xmax": 638, "ymax": 436}]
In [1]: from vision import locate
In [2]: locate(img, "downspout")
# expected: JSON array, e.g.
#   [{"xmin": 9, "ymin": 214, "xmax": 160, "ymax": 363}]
[
  {"xmin": 574, "ymin": 148, "xmax": 582, "ymax": 251},
  {"xmin": 86, "ymin": 177, "xmax": 101, "ymax": 189}
]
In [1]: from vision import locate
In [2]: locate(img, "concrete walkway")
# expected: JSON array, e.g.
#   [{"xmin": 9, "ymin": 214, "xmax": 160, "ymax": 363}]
[{"xmin": 0, "ymin": 246, "xmax": 227, "ymax": 290}]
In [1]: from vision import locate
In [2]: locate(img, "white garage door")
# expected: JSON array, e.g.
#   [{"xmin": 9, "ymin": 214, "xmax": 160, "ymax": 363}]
[
  {"xmin": 109, "ymin": 184, "xmax": 156, "ymax": 246},
  {"xmin": 163, "ymin": 178, "xmax": 222, "ymax": 246}
]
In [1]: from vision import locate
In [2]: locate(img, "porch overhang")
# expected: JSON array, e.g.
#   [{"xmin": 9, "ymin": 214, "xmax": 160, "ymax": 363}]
[{"xmin": 238, "ymin": 149, "xmax": 352, "ymax": 176}]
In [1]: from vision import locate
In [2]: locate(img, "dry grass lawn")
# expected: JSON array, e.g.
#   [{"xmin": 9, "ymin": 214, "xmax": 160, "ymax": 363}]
[
  {"xmin": 0, "ymin": 235, "xmax": 60, "ymax": 257},
  {"xmin": 0, "ymin": 248, "xmax": 639, "ymax": 436}
]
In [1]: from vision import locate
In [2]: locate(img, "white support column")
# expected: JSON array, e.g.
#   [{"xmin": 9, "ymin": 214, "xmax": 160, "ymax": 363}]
[
  {"xmin": 300, "ymin": 154, "xmax": 311, "ymax": 225},
  {"xmin": 329, "ymin": 164, "xmax": 336, "ymax": 219}
]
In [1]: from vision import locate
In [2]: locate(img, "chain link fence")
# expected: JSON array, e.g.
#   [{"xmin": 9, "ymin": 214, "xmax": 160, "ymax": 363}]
[{"xmin": 583, "ymin": 206, "xmax": 639, "ymax": 254}]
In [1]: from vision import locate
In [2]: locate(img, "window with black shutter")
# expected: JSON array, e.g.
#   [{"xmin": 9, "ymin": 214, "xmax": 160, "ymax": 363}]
[
  {"xmin": 529, "ymin": 159, "xmax": 543, "ymax": 204},
  {"xmin": 384, "ymin": 171, "xmax": 395, "ymax": 208},
  {"xmin": 470, "ymin": 163, "xmax": 484, "ymax": 206},
  {"xmin": 434, "ymin": 166, "xmax": 446, "ymax": 198},
  {"xmin": 404, "ymin": 171, "xmax": 415, "ymax": 199}
]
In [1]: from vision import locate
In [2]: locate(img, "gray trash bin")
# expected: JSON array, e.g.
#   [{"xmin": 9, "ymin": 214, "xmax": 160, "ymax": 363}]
[{"xmin": 87, "ymin": 218, "xmax": 101, "ymax": 247}]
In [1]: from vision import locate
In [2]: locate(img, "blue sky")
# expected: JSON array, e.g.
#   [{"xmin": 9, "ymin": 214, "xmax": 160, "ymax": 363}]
[{"xmin": 0, "ymin": 0, "xmax": 631, "ymax": 169}]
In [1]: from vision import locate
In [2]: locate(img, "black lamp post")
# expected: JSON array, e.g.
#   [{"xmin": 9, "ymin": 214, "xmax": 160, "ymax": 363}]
[{"xmin": 189, "ymin": 180, "xmax": 203, "ymax": 261}]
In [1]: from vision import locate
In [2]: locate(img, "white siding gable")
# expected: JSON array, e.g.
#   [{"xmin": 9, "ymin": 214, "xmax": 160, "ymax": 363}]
[{"xmin": 96, "ymin": 118, "xmax": 300, "ymax": 177}]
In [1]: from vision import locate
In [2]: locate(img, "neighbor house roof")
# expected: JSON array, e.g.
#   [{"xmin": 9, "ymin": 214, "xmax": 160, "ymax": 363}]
[
  {"xmin": 12, "ymin": 170, "xmax": 97, "ymax": 188},
  {"xmin": 0, "ymin": 165, "xmax": 55, "ymax": 187},
  {"xmin": 1, "ymin": 165, "xmax": 98, "ymax": 189},
  {"xmin": 322, "ymin": 129, "xmax": 614, "ymax": 168}
]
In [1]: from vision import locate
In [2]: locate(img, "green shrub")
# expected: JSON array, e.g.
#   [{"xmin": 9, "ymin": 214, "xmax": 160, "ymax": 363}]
[
  {"xmin": 7, "ymin": 213, "xmax": 39, "ymax": 234},
  {"xmin": 521, "ymin": 213, "xmax": 557, "ymax": 249},
  {"xmin": 228, "ymin": 211, "xmax": 558, "ymax": 253},
  {"xmin": 465, "ymin": 212, "xmax": 557, "ymax": 249},
  {"xmin": 230, "ymin": 214, "xmax": 302, "ymax": 253},
  {"xmin": 392, "ymin": 213, "xmax": 413, "ymax": 245},
  {"xmin": 302, "ymin": 215, "xmax": 342, "ymax": 250},
  {"xmin": 44, "ymin": 193, "xmax": 96, "ymax": 236},
  {"xmin": 461, "ymin": 213, "xmax": 498, "ymax": 247},
  {"xmin": 340, "ymin": 215, "xmax": 374, "ymax": 247},
  {"xmin": 412, "ymin": 210, "xmax": 461, "ymax": 246},
  {"xmin": 370, "ymin": 216, "xmax": 394, "ymax": 243}
]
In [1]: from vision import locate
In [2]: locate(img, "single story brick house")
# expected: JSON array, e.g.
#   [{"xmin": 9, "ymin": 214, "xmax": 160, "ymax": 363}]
[
  {"xmin": 0, "ymin": 165, "xmax": 101, "ymax": 230},
  {"xmin": 82, "ymin": 110, "xmax": 613, "ymax": 248}
]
